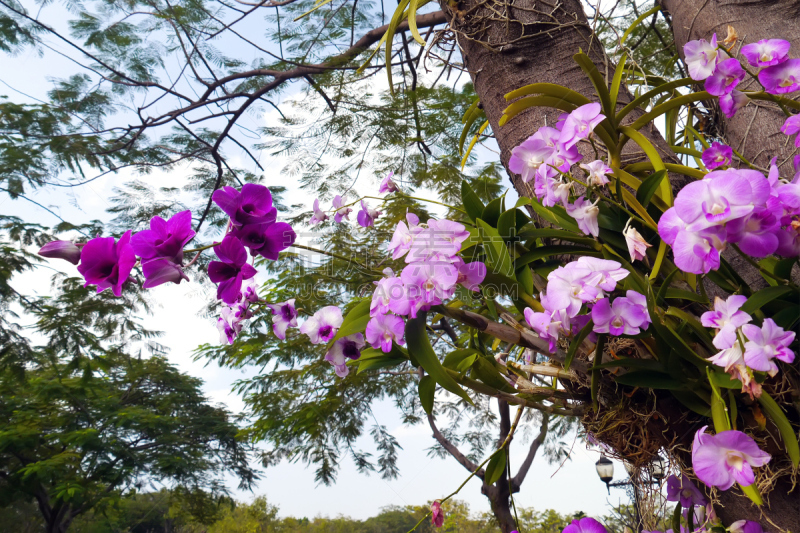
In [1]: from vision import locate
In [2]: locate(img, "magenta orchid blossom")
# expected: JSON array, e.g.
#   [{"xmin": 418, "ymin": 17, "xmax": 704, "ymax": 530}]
[
  {"xmin": 309, "ymin": 198, "xmax": 328, "ymax": 225},
  {"xmin": 701, "ymin": 142, "xmax": 733, "ymax": 170},
  {"xmin": 591, "ymin": 291, "xmax": 650, "ymax": 336},
  {"xmin": 266, "ymin": 299, "xmax": 298, "ymax": 340},
  {"xmin": 562, "ymin": 517, "xmax": 608, "ymax": 533},
  {"xmin": 38, "ymin": 240, "xmax": 82, "ymax": 265},
  {"xmin": 666, "ymin": 474, "xmax": 708, "ymax": 509},
  {"xmin": 454, "ymin": 257, "xmax": 487, "ymax": 291},
  {"xmin": 580, "ymin": 160, "xmax": 612, "ymax": 187},
  {"xmin": 623, "ymin": 220, "xmax": 651, "ymax": 262},
  {"xmin": 701, "ymin": 295, "xmax": 752, "ymax": 349},
  {"xmin": 76, "ymin": 231, "xmax": 136, "ymax": 297},
  {"xmin": 299, "ymin": 305, "xmax": 343, "ymax": 344},
  {"xmin": 325, "ymin": 333, "xmax": 365, "ymax": 378},
  {"xmin": 212, "ymin": 184, "xmax": 277, "ymax": 227},
  {"xmin": 684, "ymin": 34, "xmax": 720, "ymax": 80},
  {"xmin": 365, "ymin": 314, "xmax": 405, "ymax": 352},
  {"xmin": 509, "ymin": 138, "xmax": 554, "ymax": 183},
  {"xmin": 759, "ymin": 59, "xmax": 800, "ymax": 94},
  {"xmin": 705, "ymin": 58, "xmax": 745, "ymax": 96},
  {"xmin": 558, "ymin": 102, "xmax": 606, "ymax": 149},
  {"xmin": 781, "ymin": 115, "xmax": 800, "ymax": 147},
  {"xmin": 741, "ymin": 38, "xmax": 791, "ymax": 67},
  {"xmin": 729, "ymin": 521, "xmax": 767, "ymax": 533},
  {"xmin": 331, "ymin": 195, "xmax": 352, "ymax": 223},
  {"xmin": 719, "ymin": 90, "xmax": 750, "ymax": 118},
  {"xmin": 566, "ymin": 196, "xmax": 600, "ymax": 237},
  {"xmin": 379, "ymin": 171, "xmax": 399, "ymax": 194},
  {"xmin": 207, "ymin": 235, "xmax": 258, "ymax": 304},
  {"xmin": 692, "ymin": 426, "xmax": 771, "ymax": 490},
  {"xmin": 430, "ymin": 501, "xmax": 444, "ymax": 528},
  {"xmin": 130, "ymin": 211, "xmax": 195, "ymax": 288},
  {"xmin": 357, "ymin": 199, "xmax": 382, "ymax": 227},
  {"xmin": 742, "ymin": 318, "xmax": 796, "ymax": 376}
]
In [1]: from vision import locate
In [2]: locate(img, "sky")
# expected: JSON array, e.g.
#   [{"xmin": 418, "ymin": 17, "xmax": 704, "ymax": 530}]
[{"xmin": 0, "ymin": 0, "xmax": 639, "ymax": 521}]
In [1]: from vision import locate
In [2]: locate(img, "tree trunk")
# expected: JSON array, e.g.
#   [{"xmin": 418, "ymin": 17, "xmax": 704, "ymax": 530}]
[
  {"xmin": 481, "ymin": 399, "xmax": 516, "ymax": 533},
  {"xmin": 659, "ymin": 0, "xmax": 800, "ymax": 173},
  {"xmin": 439, "ymin": 0, "xmax": 798, "ymax": 529},
  {"xmin": 657, "ymin": 3, "xmax": 800, "ymax": 529}
]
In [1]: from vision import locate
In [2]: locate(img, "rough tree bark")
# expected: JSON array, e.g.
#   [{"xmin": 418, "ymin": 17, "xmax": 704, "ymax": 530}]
[
  {"xmin": 437, "ymin": 0, "xmax": 798, "ymax": 530},
  {"xmin": 660, "ymin": 0, "xmax": 800, "ymax": 174},
  {"xmin": 658, "ymin": 2, "xmax": 800, "ymax": 528}
]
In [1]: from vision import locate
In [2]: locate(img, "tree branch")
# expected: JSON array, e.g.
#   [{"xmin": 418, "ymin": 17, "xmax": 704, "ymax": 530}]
[
  {"xmin": 511, "ymin": 413, "xmax": 548, "ymax": 491},
  {"xmin": 426, "ymin": 411, "xmax": 485, "ymax": 479}
]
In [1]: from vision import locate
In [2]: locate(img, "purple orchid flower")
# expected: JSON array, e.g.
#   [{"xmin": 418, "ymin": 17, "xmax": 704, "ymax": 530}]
[
  {"xmin": 575, "ymin": 257, "xmax": 629, "ymax": 293},
  {"xmin": 509, "ymin": 138, "xmax": 554, "ymax": 183},
  {"xmin": 400, "ymin": 261, "xmax": 458, "ymax": 317},
  {"xmin": 357, "ymin": 199, "xmax": 382, "ymax": 228},
  {"xmin": 331, "ymin": 195, "xmax": 352, "ymax": 223},
  {"xmin": 623, "ymin": 220, "xmax": 651, "ymax": 262},
  {"xmin": 533, "ymin": 126, "xmax": 562, "ymax": 147},
  {"xmin": 726, "ymin": 208, "xmax": 780, "ymax": 257},
  {"xmin": 759, "ymin": 59, "xmax": 800, "ymax": 94},
  {"xmin": 701, "ymin": 295, "xmax": 752, "ymax": 349},
  {"xmin": 379, "ymin": 171, "xmax": 399, "ymax": 194},
  {"xmin": 141, "ymin": 257, "xmax": 190, "ymax": 289},
  {"xmin": 780, "ymin": 115, "xmax": 800, "ymax": 148},
  {"xmin": 545, "ymin": 265, "xmax": 599, "ymax": 317},
  {"xmin": 387, "ymin": 213, "xmax": 421, "ymax": 260},
  {"xmin": 77, "ymin": 231, "xmax": 136, "ymax": 297},
  {"xmin": 705, "ymin": 58, "xmax": 745, "ymax": 96},
  {"xmin": 665, "ymin": 474, "xmax": 708, "ymax": 508},
  {"xmin": 207, "ymin": 235, "xmax": 257, "ymax": 304},
  {"xmin": 299, "ymin": 305, "xmax": 343, "ymax": 344},
  {"xmin": 524, "ymin": 307, "xmax": 562, "ymax": 353},
  {"xmin": 562, "ymin": 517, "xmax": 608, "ymax": 533},
  {"xmin": 309, "ymin": 199, "xmax": 328, "ymax": 225},
  {"xmin": 217, "ymin": 307, "xmax": 240, "ymax": 345},
  {"xmin": 729, "ymin": 521, "xmax": 767, "ymax": 533},
  {"xmin": 742, "ymin": 318, "xmax": 796, "ymax": 376},
  {"xmin": 235, "ymin": 221, "xmax": 296, "ymax": 260},
  {"xmin": 673, "ymin": 173, "xmax": 756, "ymax": 228},
  {"xmin": 212, "ymin": 184, "xmax": 277, "ymax": 227},
  {"xmin": 325, "ymin": 333, "xmax": 365, "ymax": 378},
  {"xmin": 692, "ymin": 426, "xmax": 770, "ymax": 490},
  {"xmin": 131, "ymin": 210, "xmax": 196, "ymax": 262},
  {"xmin": 566, "ymin": 196, "xmax": 600, "ymax": 237},
  {"xmin": 580, "ymin": 160, "xmax": 612, "ymax": 187},
  {"xmin": 407, "ymin": 219, "xmax": 469, "ymax": 263},
  {"xmin": 684, "ymin": 34, "xmax": 719, "ymax": 80},
  {"xmin": 701, "ymin": 142, "xmax": 733, "ymax": 170},
  {"xmin": 430, "ymin": 501, "xmax": 444, "ymax": 528},
  {"xmin": 540, "ymin": 143, "xmax": 582, "ymax": 181},
  {"xmin": 454, "ymin": 257, "xmax": 486, "ymax": 291},
  {"xmin": 265, "ymin": 298, "xmax": 298, "ymax": 340},
  {"xmin": 719, "ymin": 90, "xmax": 750, "ymax": 118},
  {"xmin": 558, "ymin": 103, "xmax": 606, "ymax": 150},
  {"xmin": 371, "ymin": 269, "xmax": 407, "ymax": 317},
  {"xmin": 365, "ymin": 314, "xmax": 405, "ymax": 352},
  {"xmin": 591, "ymin": 291, "xmax": 650, "ymax": 336},
  {"xmin": 708, "ymin": 343, "xmax": 745, "ymax": 374},
  {"xmin": 777, "ymin": 225, "xmax": 800, "ymax": 257},
  {"xmin": 38, "ymin": 240, "xmax": 82, "ymax": 265},
  {"xmin": 741, "ymin": 39, "xmax": 790, "ymax": 67}
]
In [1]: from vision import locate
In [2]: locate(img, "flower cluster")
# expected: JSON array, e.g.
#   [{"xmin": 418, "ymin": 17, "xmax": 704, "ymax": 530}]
[
  {"xmin": 39, "ymin": 184, "xmax": 297, "ymax": 347},
  {"xmin": 310, "ymin": 172, "xmax": 397, "ymax": 228},
  {"xmin": 217, "ymin": 280, "xmax": 259, "ymax": 344},
  {"xmin": 701, "ymin": 295, "xmax": 795, "ymax": 396},
  {"xmin": 509, "ymin": 103, "xmax": 610, "ymax": 238},
  {"xmin": 364, "ymin": 214, "xmax": 486, "ymax": 353},
  {"xmin": 684, "ymin": 35, "xmax": 799, "ymax": 117},
  {"xmin": 658, "ymin": 158, "xmax": 800, "ymax": 274},
  {"xmin": 523, "ymin": 257, "xmax": 649, "ymax": 351}
]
